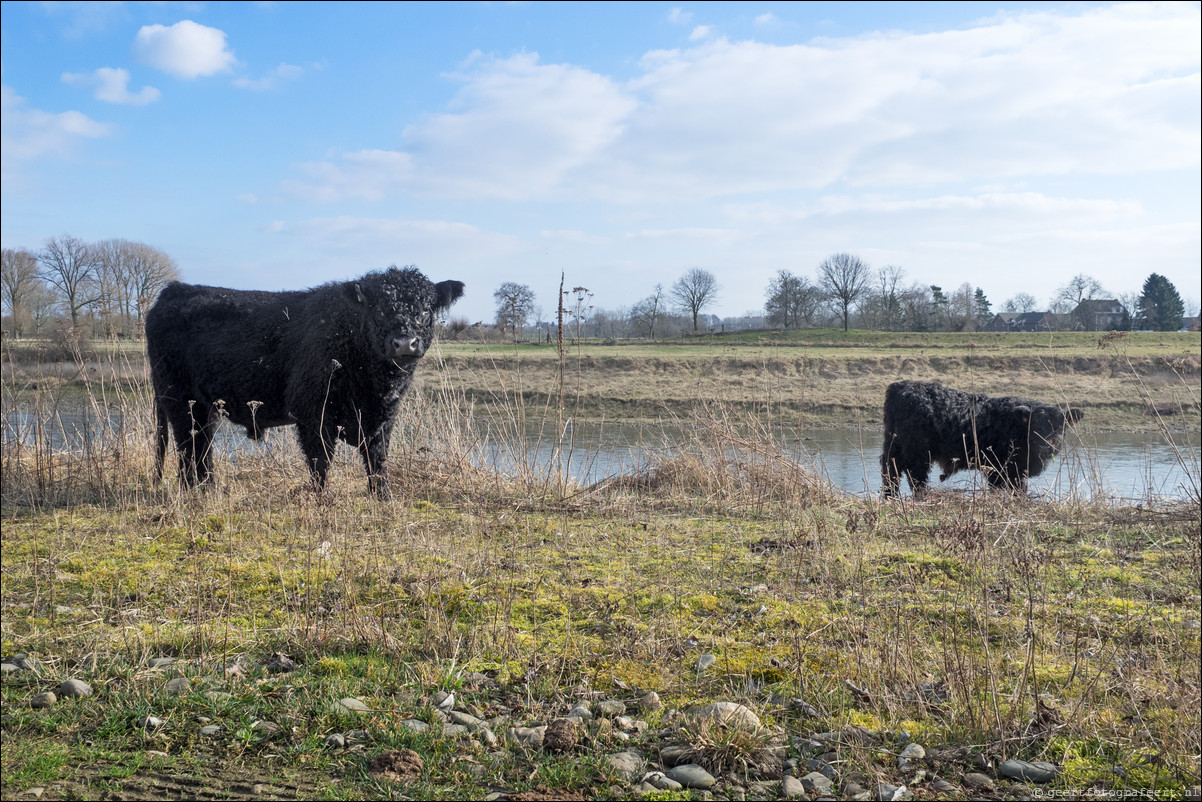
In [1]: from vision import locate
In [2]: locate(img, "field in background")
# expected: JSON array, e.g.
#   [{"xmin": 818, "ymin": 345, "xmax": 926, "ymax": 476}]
[
  {"xmin": 4, "ymin": 330, "xmax": 1200, "ymax": 432},
  {"xmin": 1, "ymin": 331, "xmax": 1200, "ymax": 800}
]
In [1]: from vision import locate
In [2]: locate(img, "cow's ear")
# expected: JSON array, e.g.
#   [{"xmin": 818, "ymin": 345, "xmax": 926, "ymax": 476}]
[
  {"xmin": 1065, "ymin": 408, "xmax": 1084, "ymax": 424},
  {"xmin": 345, "ymin": 282, "xmax": 366, "ymax": 304},
  {"xmin": 434, "ymin": 280, "xmax": 465, "ymax": 311}
]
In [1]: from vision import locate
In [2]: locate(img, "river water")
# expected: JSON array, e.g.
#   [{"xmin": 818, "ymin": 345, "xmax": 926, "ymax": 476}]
[{"xmin": 4, "ymin": 410, "xmax": 1198, "ymax": 503}]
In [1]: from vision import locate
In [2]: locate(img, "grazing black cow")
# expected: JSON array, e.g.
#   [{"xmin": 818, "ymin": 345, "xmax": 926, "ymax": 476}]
[
  {"xmin": 880, "ymin": 380, "xmax": 1083, "ymax": 498},
  {"xmin": 146, "ymin": 266, "xmax": 464, "ymax": 495}
]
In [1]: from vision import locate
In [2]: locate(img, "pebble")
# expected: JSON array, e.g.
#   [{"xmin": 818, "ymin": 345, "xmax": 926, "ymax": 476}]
[
  {"xmin": 608, "ymin": 750, "xmax": 644, "ymax": 781},
  {"xmin": 645, "ymin": 772, "xmax": 684, "ymax": 791},
  {"xmin": 659, "ymin": 744, "xmax": 690, "ymax": 766},
  {"xmin": 597, "ymin": 700, "xmax": 626, "ymax": 717},
  {"xmin": 999, "ymin": 759, "xmax": 1059, "ymax": 784},
  {"xmin": 666, "ymin": 764, "xmax": 716, "ymax": 789},
  {"xmin": 962, "ymin": 772, "xmax": 994, "ymax": 790},
  {"xmin": 842, "ymin": 781, "xmax": 868, "ymax": 799},
  {"xmin": 164, "ymin": 677, "xmax": 191, "ymax": 695},
  {"xmin": 30, "ymin": 692, "xmax": 56, "ymax": 709},
  {"xmin": 199, "ymin": 725, "xmax": 223, "ymax": 737},
  {"xmin": 899, "ymin": 743, "xmax": 925, "ymax": 760},
  {"xmin": 251, "ymin": 720, "xmax": 281, "ymax": 736},
  {"xmin": 442, "ymin": 723, "xmax": 469, "ymax": 738},
  {"xmin": 58, "ymin": 679, "xmax": 93, "ymax": 698},
  {"xmin": 874, "ymin": 784, "xmax": 913, "ymax": 801},
  {"xmin": 147, "ymin": 657, "xmax": 175, "ymax": 669},
  {"xmin": 930, "ymin": 778, "xmax": 958, "ymax": 794},
  {"xmin": 2, "ymin": 663, "xmax": 22, "ymax": 676},
  {"xmin": 805, "ymin": 759, "xmax": 836, "ymax": 780},
  {"xmin": 696, "ymin": 653, "xmax": 717, "ymax": 672},
  {"xmin": 638, "ymin": 691, "xmax": 662, "ymax": 711},
  {"xmin": 448, "ymin": 710, "xmax": 486, "ymax": 728},
  {"xmin": 12, "ymin": 655, "xmax": 40, "ymax": 672},
  {"xmin": 508, "ymin": 725, "xmax": 546, "ymax": 748},
  {"xmin": 432, "ymin": 691, "xmax": 454, "ymax": 710},
  {"xmin": 781, "ymin": 774, "xmax": 806, "ymax": 798},
  {"xmin": 566, "ymin": 704, "xmax": 592, "ymax": 722},
  {"xmin": 688, "ymin": 701, "xmax": 761, "ymax": 730},
  {"xmin": 329, "ymin": 697, "xmax": 369, "ymax": 715},
  {"xmin": 138, "ymin": 716, "xmax": 166, "ymax": 729},
  {"xmin": 265, "ymin": 654, "xmax": 296, "ymax": 674},
  {"xmin": 791, "ymin": 698, "xmax": 821, "ymax": 717},
  {"xmin": 399, "ymin": 719, "xmax": 429, "ymax": 734},
  {"xmin": 324, "ymin": 733, "xmax": 346, "ymax": 749},
  {"xmin": 801, "ymin": 772, "xmax": 834, "ymax": 795}
]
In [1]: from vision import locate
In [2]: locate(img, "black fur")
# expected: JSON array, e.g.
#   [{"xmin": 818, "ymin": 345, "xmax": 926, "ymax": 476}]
[
  {"xmin": 880, "ymin": 380, "xmax": 1082, "ymax": 498},
  {"xmin": 146, "ymin": 266, "xmax": 464, "ymax": 495}
]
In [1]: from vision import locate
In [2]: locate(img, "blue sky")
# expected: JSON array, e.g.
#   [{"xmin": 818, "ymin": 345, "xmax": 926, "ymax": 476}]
[{"xmin": 3, "ymin": 1, "xmax": 1199, "ymax": 323}]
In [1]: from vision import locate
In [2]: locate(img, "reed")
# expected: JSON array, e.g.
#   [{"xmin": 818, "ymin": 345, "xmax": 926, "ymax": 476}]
[{"xmin": 1, "ymin": 333, "xmax": 1198, "ymax": 799}]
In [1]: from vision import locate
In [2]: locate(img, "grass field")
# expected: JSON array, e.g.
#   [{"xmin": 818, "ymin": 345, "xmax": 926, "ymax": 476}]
[{"xmin": 1, "ymin": 332, "xmax": 1200, "ymax": 800}]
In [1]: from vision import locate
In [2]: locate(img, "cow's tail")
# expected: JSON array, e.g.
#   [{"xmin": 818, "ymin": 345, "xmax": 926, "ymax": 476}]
[{"xmin": 153, "ymin": 396, "xmax": 169, "ymax": 483}]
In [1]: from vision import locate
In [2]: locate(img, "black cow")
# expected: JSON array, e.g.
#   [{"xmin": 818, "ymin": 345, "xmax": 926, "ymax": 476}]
[
  {"xmin": 146, "ymin": 266, "xmax": 464, "ymax": 495},
  {"xmin": 880, "ymin": 380, "xmax": 1083, "ymax": 498}
]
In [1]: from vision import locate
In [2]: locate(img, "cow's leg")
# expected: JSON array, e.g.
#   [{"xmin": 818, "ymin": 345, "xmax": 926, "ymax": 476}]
[
  {"xmin": 153, "ymin": 399, "xmax": 170, "ymax": 484},
  {"xmin": 171, "ymin": 403, "xmax": 213, "ymax": 487},
  {"xmin": 296, "ymin": 424, "xmax": 336, "ymax": 490},
  {"xmin": 357, "ymin": 419, "xmax": 394, "ymax": 498},
  {"xmin": 987, "ymin": 464, "xmax": 1027, "ymax": 493},
  {"xmin": 881, "ymin": 450, "xmax": 902, "ymax": 499},
  {"xmin": 903, "ymin": 459, "xmax": 931, "ymax": 497}
]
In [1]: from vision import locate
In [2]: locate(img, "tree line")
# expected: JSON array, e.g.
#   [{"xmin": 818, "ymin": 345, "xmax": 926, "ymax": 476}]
[
  {"xmin": 482, "ymin": 253, "xmax": 1189, "ymax": 341},
  {"xmin": 1, "ymin": 235, "xmax": 180, "ymax": 339}
]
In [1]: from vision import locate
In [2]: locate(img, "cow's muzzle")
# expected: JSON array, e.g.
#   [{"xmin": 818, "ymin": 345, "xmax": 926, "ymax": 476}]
[{"xmin": 389, "ymin": 336, "xmax": 425, "ymax": 358}]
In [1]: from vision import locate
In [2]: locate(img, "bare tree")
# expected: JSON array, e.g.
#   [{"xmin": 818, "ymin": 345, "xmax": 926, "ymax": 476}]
[
  {"xmin": 670, "ymin": 267, "xmax": 720, "ymax": 333},
  {"xmin": 93, "ymin": 239, "xmax": 132, "ymax": 337},
  {"xmin": 817, "ymin": 252, "xmax": 870, "ymax": 332},
  {"xmin": 128, "ymin": 242, "xmax": 180, "ymax": 335},
  {"xmin": 859, "ymin": 265, "xmax": 907, "ymax": 331},
  {"xmin": 946, "ymin": 282, "xmax": 977, "ymax": 331},
  {"xmin": 1002, "ymin": 292, "xmax": 1038, "ymax": 313},
  {"xmin": 1055, "ymin": 273, "xmax": 1106, "ymax": 308},
  {"xmin": 38, "ymin": 235, "xmax": 100, "ymax": 328},
  {"xmin": 629, "ymin": 284, "xmax": 667, "ymax": 340},
  {"xmin": 493, "ymin": 282, "xmax": 536, "ymax": 342},
  {"xmin": 1, "ymin": 248, "xmax": 43, "ymax": 337}
]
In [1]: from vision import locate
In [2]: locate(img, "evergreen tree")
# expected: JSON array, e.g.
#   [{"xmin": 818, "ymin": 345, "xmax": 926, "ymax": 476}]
[
  {"xmin": 974, "ymin": 287, "xmax": 992, "ymax": 329},
  {"xmin": 1136, "ymin": 273, "xmax": 1184, "ymax": 331}
]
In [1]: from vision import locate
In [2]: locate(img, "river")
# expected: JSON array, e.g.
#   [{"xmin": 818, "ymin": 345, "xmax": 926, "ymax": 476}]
[{"xmin": 4, "ymin": 409, "xmax": 1197, "ymax": 503}]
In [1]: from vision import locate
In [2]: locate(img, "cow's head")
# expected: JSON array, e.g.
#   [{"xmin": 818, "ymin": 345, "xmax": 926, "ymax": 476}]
[
  {"xmin": 348, "ymin": 266, "xmax": 465, "ymax": 361},
  {"xmin": 1022, "ymin": 404, "xmax": 1083, "ymax": 477}
]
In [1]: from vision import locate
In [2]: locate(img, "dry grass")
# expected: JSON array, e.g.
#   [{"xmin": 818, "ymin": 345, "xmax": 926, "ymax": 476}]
[{"xmin": 1, "ymin": 335, "xmax": 1200, "ymax": 798}]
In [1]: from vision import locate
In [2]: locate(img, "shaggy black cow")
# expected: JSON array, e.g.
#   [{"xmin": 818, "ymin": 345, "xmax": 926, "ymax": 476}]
[
  {"xmin": 146, "ymin": 266, "xmax": 464, "ymax": 495},
  {"xmin": 880, "ymin": 380, "xmax": 1083, "ymax": 498}
]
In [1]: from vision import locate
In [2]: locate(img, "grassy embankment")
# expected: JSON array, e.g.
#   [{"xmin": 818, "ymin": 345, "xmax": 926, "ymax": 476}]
[
  {"xmin": 0, "ymin": 332, "xmax": 1199, "ymax": 800},
  {"xmin": 7, "ymin": 329, "xmax": 1196, "ymax": 432}
]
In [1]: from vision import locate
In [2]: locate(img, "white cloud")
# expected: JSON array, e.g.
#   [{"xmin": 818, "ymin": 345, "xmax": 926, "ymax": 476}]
[
  {"xmin": 280, "ymin": 3, "xmax": 1199, "ymax": 207},
  {"xmin": 688, "ymin": 25, "xmax": 712, "ymax": 42},
  {"xmin": 754, "ymin": 13, "xmax": 779, "ymax": 27},
  {"xmin": 668, "ymin": 8, "xmax": 692, "ymax": 25},
  {"xmin": 283, "ymin": 52, "xmax": 636, "ymax": 201},
  {"xmin": 133, "ymin": 20, "xmax": 236, "ymax": 79},
  {"xmin": 233, "ymin": 63, "xmax": 305, "ymax": 91},
  {"xmin": 1, "ymin": 84, "xmax": 110, "ymax": 165},
  {"xmin": 62, "ymin": 67, "xmax": 160, "ymax": 105}
]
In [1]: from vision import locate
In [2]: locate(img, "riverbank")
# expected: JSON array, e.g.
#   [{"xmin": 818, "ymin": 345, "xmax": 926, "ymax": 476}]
[
  {"xmin": 2, "ymin": 392, "xmax": 1199, "ymax": 799},
  {"xmin": 4, "ymin": 330, "xmax": 1199, "ymax": 433}
]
